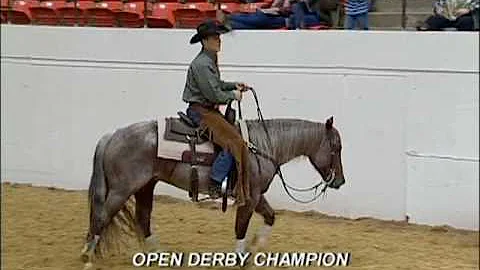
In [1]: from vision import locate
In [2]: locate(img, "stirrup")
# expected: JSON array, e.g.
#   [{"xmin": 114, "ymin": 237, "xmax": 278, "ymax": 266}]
[
  {"xmin": 221, "ymin": 177, "xmax": 228, "ymax": 195},
  {"xmin": 221, "ymin": 176, "xmax": 229, "ymax": 213}
]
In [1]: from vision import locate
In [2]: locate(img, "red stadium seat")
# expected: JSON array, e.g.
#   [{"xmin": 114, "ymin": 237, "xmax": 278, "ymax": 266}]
[
  {"xmin": 56, "ymin": 0, "xmax": 94, "ymax": 26},
  {"xmin": 115, "ymin": 1, "xmax": 147, "ymax": 27},
  {"xmin": 307, "ymin": 24, "xmax": 330, "ymax": 30},
  {"xmin": 177, "ymin": 0, "xmax": 206, "ymax": 3},
  {"xmin": 198, "ymin": 2, "xmax": 218, "ymax": 19},
  {"xmin": 1, "ymin": 0, "xmax": 8, "ymax": 22},
  {"xmin": 2, "ymin": 0, "xmax": 33, "ymax": 24},
  {"xmin": 29, "ymin": 0, "xmax": 60, "ymax": 25},
  {"xmin": 146, "ymin": 2, "xmax": 176, "ymax": 28},
  {"xmin": 262, "ymin": 0, "xmax": 273, "ymax": 6},
  {"xmin": 215, "ymin": 0, "xmax": 241, "ymax": 3},
  {"xmin": 173, "ymin": 2, "xmax": 214, "ymax": 28},
  {"xmin": 84, "ymin": 0, "xmax": 122, "ymax": 27}
]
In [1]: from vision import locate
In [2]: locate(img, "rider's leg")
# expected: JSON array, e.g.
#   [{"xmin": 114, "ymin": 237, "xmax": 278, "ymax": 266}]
[
  {"xmin": 211, "ymin": 150, "xmax": 234, "ymax": 184},
  {"xmin": 199, "ymin": 110, "xmax": 251, "ymax": 205},
  {"xmin": 188, "ymin": 105, "xmax": 231, "ymax": 195},
  {"xmin": 186, "ymin": 106, "xmax": 202, "ymax": 126}
]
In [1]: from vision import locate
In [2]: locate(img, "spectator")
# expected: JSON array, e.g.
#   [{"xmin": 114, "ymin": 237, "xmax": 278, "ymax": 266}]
[
  {"xmin": 220, "ymin": 0, "xmax": 291, "ymax": 29},
  {"xmin": 417, "ymin": 0, "xmax": 479, "ymax": 31},
  {"xmin": 288, "ymin": 0, "xmax": 324, "ymax": 29},
  {"xmin": 218, "ymin": 0, "xmax": 335, "ymax": 30},
  {"xmin": 293, "ymin": 0, "xmax": 340, "ymax": 29},
  {"xmin": 344, "ymin": 0, "xmax": 370, "ymax": 30}
]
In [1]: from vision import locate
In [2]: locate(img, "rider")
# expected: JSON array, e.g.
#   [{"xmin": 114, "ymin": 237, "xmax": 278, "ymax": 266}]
[{"xmin": 182, "ymin": 19, "xmax": 251, "ymax": 205}]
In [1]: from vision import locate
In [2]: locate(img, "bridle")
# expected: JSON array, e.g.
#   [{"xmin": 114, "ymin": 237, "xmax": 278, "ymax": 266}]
[{"xmin": 237, "ymin": 87, "xmax": 338, "ymax": 204}]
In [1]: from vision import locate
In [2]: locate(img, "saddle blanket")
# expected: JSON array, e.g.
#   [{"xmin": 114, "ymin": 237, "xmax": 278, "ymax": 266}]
[{"xmin": 157, "ymin": 117, "xmax": 214, "ymax": 160}]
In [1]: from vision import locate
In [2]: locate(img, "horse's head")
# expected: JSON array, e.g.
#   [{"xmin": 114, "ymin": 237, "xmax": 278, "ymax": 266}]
[{"xmin": 308, "ymin": 116, "xmax": 345, "ymax": 190}]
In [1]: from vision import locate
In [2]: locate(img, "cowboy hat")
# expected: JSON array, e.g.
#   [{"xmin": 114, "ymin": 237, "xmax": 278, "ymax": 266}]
[{"xmin": 189, "ymin": 19, "xmax": 231, "ymax": 44}]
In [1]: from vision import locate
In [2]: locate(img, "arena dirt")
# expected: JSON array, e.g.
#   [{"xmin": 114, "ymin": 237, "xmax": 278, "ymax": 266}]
[{"xmin": 2, "ymin": 182, "xmax": 479, "ymax": 270}]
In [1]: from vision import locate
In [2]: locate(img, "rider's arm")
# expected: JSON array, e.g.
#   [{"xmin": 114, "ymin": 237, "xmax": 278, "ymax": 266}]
[
  {"xmin": 193, "ymin": 62, "xmax": 236, "ymax": 104},
  {"xmin": 220, "ymin": 81, "xmax": 238, "ymax": 91}
]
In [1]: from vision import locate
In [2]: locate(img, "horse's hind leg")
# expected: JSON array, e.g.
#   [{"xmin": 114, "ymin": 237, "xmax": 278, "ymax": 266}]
[
  {"xmin": 81, "ymin": 188, "xmax": 133, "ymax": 265},
  {"xmin": 251, "ymin": 195, "xmax": 275, "ymax": 253},
  {"xmin": 134, "ymin": 180, "xmax": 162, "ymax": 252}
]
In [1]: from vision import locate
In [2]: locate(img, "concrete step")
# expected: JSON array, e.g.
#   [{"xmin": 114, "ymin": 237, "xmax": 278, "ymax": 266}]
[
  {"xmin": 373, "ymin": 0, "xmax": 435, "ymax": 12},
  {"xmin": 368, "ymin": 11, "xmax": 431, "ymax": 28},
  {"xmin": 405, "ymin": 11, "xmax": 432, "ymax": 27},
  {"xmin": 369, "ymin": 26, "xmax": 418, "ymax": 31}
]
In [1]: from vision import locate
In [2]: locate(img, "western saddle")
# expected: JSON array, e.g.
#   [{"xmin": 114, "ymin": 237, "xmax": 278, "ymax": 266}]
[{"xmin": 162, "ymin": 105, "xmax": 237, "ymax": 205}]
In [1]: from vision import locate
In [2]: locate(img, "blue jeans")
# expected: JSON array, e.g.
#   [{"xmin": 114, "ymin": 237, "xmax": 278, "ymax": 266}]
[
  {"xmin": 186, "ymin": 107, "xmax": 234, "ymax": 184},
  {"xmin": 229, "ymin": 10, "xmax": 286, "ymax": 29},
  {"xmin": 345, "ymin": 12, "xmax": 369, "ymax": 30},
  {"xmin": 288, "ymin": 2, "xmax": 322, "ymax": 29}
]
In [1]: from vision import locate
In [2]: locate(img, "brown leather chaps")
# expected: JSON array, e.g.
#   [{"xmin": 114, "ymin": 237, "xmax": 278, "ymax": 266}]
[{"xmin": 189, "ymin": 104, "xmax": 251, "ymax": 206}]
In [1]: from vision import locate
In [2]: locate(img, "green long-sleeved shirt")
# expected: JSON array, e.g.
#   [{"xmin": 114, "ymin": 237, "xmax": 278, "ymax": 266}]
[{"xmin": 182, "ymin": 49, "xmax": 237, "ymax": 105}]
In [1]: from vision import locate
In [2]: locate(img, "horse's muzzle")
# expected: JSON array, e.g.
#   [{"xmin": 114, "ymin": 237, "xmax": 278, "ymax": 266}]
[{"xmin": 328, "ymin": 178, "xmax": 345, "ymax": 189}]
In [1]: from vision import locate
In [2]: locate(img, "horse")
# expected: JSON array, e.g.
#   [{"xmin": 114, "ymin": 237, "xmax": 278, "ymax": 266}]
[{"xmin": 80, "ymin": 110, "xmax": 346, "ymax": 268}]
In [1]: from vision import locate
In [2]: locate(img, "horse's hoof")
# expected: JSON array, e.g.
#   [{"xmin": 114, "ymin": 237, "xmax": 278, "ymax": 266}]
[
  {"xmin": 83, "ymin": 262, "xmax": 93, "ymax": 270},
  {"xmin": 81, "ymin": 244, "xmax": 88, "ymax": 254},
  {"xmin": 80, "ymin": 247, "xmax": 92, "ymax": 263},
  {"xmin": 80, "ymin": 253, "xmax": 90, "ymax": 263},
  {"xmin": 240, "ymin": 255, "xmax": 254, "ymax": 269},
  {"xmin": 80, "ymin": 243, "xmax": 93, "ymax": 262},
  {"xmin": 145, "ymin": 235, "xmax": 168, "ymax": 253}
]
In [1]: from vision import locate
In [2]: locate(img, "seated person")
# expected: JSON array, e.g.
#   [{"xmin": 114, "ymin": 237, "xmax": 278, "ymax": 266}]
[
  {"xmin": 219, "ymin": 0, "xmax": 330, "ymax": 30},
  {"xmin": 291, "ymin": 0, "xmax": 343, "ymax": 29},
  {"xmin": 221, "ymin": 0, "xmax": 291, "ymax": 29},
  {"xmin": 417, "ymin": 0, "xmax": 479, "ymax": 31},
  {"xmin": 288, "ymin": 0, "xmax": 324, "ymax": 29}
]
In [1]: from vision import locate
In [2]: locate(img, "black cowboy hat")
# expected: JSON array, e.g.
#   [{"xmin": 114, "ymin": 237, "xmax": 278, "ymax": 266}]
[{"xmin": 189, "ymin": 19, "xmax": 231, "ymax": 44}]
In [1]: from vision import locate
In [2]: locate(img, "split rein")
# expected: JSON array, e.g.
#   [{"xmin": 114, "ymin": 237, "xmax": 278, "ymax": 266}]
[{"xmin": 238, "ymin": 87, "xmax": 335, "ymax": 204}]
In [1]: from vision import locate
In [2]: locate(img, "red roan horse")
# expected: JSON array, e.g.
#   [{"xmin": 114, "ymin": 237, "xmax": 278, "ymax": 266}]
[{"xmin": 80, "ymin": 108, "xmax": 346, "ymax": 268}]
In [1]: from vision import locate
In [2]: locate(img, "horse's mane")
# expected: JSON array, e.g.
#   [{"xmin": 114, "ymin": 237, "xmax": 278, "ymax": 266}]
[{"xmin": 246, "ymin": 119, "xmax": 325, "ymax": 163}]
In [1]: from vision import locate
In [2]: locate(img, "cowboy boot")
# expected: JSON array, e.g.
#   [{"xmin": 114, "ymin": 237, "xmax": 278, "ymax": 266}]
[
  {"xmin": 208, "ymin": 179, "xmax": 222, "ymax": 199},
  {"xmin": 216, "ymin": 9, "xmax": 233, "ymax": 31}
]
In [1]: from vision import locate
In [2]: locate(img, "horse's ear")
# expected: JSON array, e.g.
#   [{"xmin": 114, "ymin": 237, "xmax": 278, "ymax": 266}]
[{"xmin": 326, "ymin": 116, "xmax": 334, "ymax": 130}]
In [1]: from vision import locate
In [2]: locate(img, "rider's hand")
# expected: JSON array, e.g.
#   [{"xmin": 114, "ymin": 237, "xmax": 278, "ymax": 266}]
[
  {"xmin": 236, "ymin": 83, "xmax": 250, "ymax": 92},
  {"xmin": 233, "ymin": 90, "xmax": 243, "ymax": 101}
]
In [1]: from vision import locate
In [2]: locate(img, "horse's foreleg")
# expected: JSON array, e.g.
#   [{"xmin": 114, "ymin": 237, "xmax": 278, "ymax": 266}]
[
  {"xmin": 234, "ymin": 197, "xmax": 259, "ymax": 254},
  {"xmin": 251, "ymin": 195, "xmax": 275, "ymax": 253},
  {"xmin": 134, "ymin": 180, "xmax": 161, "ymax": 252}
]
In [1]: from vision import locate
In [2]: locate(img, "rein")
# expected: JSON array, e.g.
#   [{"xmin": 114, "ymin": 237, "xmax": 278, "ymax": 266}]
[{"xmin": 239, "ymin": 87, "xmax": 335, "ymax": 204}]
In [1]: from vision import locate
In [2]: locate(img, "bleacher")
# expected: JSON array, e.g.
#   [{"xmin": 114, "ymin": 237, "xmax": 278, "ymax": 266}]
[
  {"xmin": 368, "ymin": 0, "xmax": 432, "ymax": 30},
  {"xmin": 0, "ymin": 0, "xmax": 274, "ymax": 28},
  {"xmin": 0, "ymin": 0, "xmax": 476, "ymax": 30}
]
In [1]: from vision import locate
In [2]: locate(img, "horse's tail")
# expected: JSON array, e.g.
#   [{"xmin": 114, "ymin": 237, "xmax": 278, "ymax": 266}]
[{"xmin": 88, "ymin": 132, "xmax": 112, "ymax": 236}]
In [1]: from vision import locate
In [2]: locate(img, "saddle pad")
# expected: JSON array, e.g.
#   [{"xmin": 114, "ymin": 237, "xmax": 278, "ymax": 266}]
[{"xmin": 157, "ymin": 117, "xmax": 214, "ymax": 160}]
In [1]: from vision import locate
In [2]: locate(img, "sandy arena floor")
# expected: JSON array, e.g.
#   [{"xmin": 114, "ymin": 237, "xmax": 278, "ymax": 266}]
[{"xmin": 1, "ymin": 182, "xmax": 479, "ymax": 270}]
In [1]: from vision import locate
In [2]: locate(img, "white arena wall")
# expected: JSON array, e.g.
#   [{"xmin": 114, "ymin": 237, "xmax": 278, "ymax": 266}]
[{"xmin": 1, "ymin": 24, "xmax": 478, "ymax": 230}]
